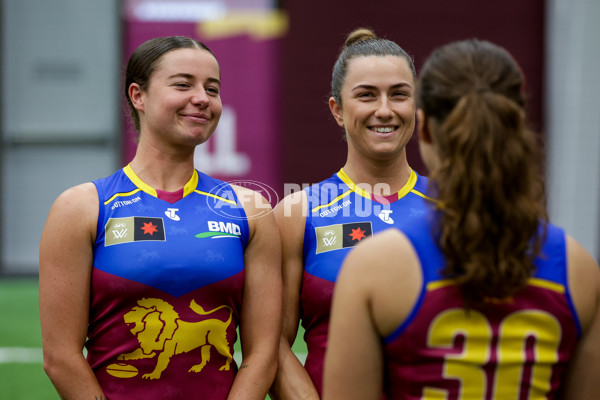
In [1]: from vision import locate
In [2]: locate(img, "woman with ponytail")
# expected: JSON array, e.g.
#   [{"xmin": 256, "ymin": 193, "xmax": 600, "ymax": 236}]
[{"xmin": 324, "ymin": 39, "xmax": 600, "ymax": 399}]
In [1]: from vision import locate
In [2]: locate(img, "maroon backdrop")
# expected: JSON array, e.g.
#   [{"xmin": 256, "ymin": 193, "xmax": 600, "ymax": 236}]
[{"xmin": 280, "ymin": 0, "xmax": 545, "ymax": 188}]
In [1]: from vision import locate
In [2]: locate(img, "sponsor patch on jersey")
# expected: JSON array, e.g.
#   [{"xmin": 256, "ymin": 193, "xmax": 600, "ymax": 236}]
[
  {"xmin": 195, "ymin": 220, "xmax": 242, "ymax": 239},
  {"xmin": 105, "ymin": 217, "xmax": 166, "ymax": 246},
  {"xmin": 315, "ymin": 222, "xmax": 372, "ymax": 253}
]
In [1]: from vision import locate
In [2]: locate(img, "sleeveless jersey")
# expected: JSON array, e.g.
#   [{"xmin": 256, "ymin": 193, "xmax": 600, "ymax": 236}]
[
  {"xmin": 384, "ymin": 218, "xmax": 581, "ymax": 400},
  {"xmin": 301, "ymin": 168, "xmax": 431, "ymax": 394},
  {"xmin": 87, "ymin": 165, "xmax": 249, "ymax": 400}
]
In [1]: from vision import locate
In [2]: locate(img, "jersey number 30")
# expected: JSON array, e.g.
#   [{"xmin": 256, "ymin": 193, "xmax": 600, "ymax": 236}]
[{"xmin": 423, "ymin": 308, "xmax": 561, "ymax": 399}]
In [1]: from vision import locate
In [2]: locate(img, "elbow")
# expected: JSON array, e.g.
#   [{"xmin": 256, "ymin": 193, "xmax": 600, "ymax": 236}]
[
  {"xmin": 42, "ymin": 346, "xmax": 80, "ymax": 382},
  {"xmin": 42, "ymin": 349, "xmax": 62, "ymax": 381},
  {"xmin": 239, "ymin": 344, "xmax": 279, "ymax": 377}
]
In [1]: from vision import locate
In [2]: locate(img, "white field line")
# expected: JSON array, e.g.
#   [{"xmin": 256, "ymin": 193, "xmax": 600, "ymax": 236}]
[
  {"xmin": 0, "ymin": 347, "xmax": 307, "ymax": 365},
  {"xmin": 0, "ymin": 347, "xmax": 43, "ymax": 363}
]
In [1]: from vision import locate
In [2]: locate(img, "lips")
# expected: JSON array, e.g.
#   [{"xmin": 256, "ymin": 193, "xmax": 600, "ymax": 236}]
[{"xmin": 181, "ymin": 113, "xmax": 209, "ymax": 123}]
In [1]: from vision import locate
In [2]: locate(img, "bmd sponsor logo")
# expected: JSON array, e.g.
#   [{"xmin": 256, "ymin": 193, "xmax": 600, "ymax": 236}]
[{"xmin": 195, "ymin": 221, "xmax": 242, "ymax": 239}]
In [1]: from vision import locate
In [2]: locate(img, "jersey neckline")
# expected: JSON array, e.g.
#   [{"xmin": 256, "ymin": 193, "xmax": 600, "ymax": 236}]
[
  {"xmin": 123, "ymin": 164, "xmax": 199, "ymax": 200},
  {"xmin": 337, "ymin": 167, "xmax": 417, "ymax": 204}
]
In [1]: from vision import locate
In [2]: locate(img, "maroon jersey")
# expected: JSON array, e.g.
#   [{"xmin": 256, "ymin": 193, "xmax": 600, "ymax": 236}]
[
  {"xmin": 88, "ymin": 167, "xmax": 249, "ymax": 399},
  {"xmin": 384, "ymin": 220, "xmax": 580, "ymax": 400}
]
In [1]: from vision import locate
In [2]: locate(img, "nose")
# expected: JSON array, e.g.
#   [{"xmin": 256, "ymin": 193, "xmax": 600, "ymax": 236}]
[
  {"xmin": 190, "ymin": 88, "xmax": 209, "ymax": 107},
  {"xmin": 374, "ymin": 97, "xmax": 393, "ymax": 119}
]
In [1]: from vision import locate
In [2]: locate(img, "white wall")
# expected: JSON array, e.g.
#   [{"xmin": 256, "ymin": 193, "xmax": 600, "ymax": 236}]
[
  {"xmin": 1, "ymin": 0, "xmax": 120, "ymax": 273},
  {"xmin": 546, "ymin": 0, "xmax": 600, "ymax": 261}
]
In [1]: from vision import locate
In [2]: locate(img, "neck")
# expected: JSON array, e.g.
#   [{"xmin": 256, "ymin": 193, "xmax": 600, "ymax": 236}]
[
  {"xmin": 129, "ymin": 140, "xmax": 196, "ymax": 192},
  {"xmin": 342, "ymin": 151, "xmax": 412, "ymax": 196}
]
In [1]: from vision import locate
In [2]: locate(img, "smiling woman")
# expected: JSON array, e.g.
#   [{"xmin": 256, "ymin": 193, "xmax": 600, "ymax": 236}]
[
  {"xmin": 270, "ymin": 28, "xmax": 433, "ymax": 400},
  {"xmin": 39, "ymin": 36, "xmax": 281, "ymax": 400},
  {"xmin": 329, "ymin": 55, "xmax": 416, "ymax": 163},
  {"xmin": 129, "ymin": 47, "xmax": 223, "ymax": 149}
]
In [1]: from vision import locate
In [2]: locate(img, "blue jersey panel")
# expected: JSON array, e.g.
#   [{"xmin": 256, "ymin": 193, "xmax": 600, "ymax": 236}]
[{"xmin": 93, "ymin": 168, "xmax": 249, "ymax": 297}]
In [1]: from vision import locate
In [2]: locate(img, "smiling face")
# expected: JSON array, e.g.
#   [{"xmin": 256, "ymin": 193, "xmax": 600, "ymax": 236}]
[
  {"xmin": 129, "ymin": 47, "xmax": 222, "ymax": 149},
  {"xmin": 330, "ymin": 55, "xmax": 415, "ymax": 161}
]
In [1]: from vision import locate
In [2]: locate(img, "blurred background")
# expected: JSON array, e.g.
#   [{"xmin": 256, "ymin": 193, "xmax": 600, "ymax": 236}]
[{"xmin": 0, "ymin": 0, "xmax": 598, "ymax": 397}]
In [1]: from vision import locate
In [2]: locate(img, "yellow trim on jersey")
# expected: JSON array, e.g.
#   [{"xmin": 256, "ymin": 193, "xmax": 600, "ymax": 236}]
[
  {"xmin": 194, "ymin": 190, "xmax": 238, "ymax": 206},
  {"xmin": 311, "ymin": 190, "xmax": 353, "ymax": 212},
  {"xmin": 311, "ymin": 167, "xmax": 437, "ymax": 213},
  {"xmin": 183, "ymin": 169, "xmax": 199, "ymax": 197},
  {"xmin": 396, "ymin": 169, "xmax": 417, "ymax": 199},
  {"xmin": 123, "ymin": 164, "xmax": 199, "ymax": 199},
  {"xmin": 426, "ymin": 277, "xmax": 565, "ymax": 294},
  {"xmin": 123, "ymin": 164, "xmax": 157, "ymax": 197},
  {"xmin": 337, "ymin": 168, "xmax": 375, "ymax": 199},
  {"xmin": 104, "ymin": 188, "xmax": 143, "ymax": 205},
  {"xmin": 337, "ymin": 168, "xmax": 419, "ymax": 201},
  {"xmin": 411, "ymin": 188, "xmax": 436, "ymax": 203},
  {"xmin": 427, "ymin": 279, "xmax": 457, "ymax": 291},
  {"xmin": 528, "ymin": 277, "xmax": 565, "ymax": 293}
]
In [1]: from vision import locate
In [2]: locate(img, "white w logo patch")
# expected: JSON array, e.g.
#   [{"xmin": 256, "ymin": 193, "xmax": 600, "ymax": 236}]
[
  {"xmin": 322, "ymin": 236, "xmax": 337, "ymax": 247},
  {"xmin": 112, "ymin": 229, "xmax": 128, "ymax": 239}
]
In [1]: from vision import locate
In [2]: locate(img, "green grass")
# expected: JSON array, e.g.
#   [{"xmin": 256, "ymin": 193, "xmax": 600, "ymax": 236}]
[
  {"xmin": 0, "ymin": 278, "xmax": 42, "ymax": 347},
  {"xmin": 0, "ymin": 277, "xmax": 307, "ymax": 399},
  {"xmin": 0, "ymin": 278, "xmax": 55, "ymax": 398}
]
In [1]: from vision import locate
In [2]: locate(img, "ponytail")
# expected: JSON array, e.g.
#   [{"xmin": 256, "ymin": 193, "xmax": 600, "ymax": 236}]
[{"xmin": 418, "ymin": 39, "xmax": 547, "ymax": 307}]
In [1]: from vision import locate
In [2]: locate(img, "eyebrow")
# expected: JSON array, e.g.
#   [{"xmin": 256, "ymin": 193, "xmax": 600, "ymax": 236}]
[
  {"xmin": 167, "ymin": 73, "xmax": 221, "ymax": 86},
  {"xmin": 352, "ymin": 82, "xmax": 413, "ymax": 91}
]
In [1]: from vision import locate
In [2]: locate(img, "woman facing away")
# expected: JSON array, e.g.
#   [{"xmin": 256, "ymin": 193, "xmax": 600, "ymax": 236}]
[
  {"xmin": 271, "ymin": 28, "xmax": 432, "ymax": 399},
  {"xmin": 39, "ymin": 36, "xmax": 281, "ymax": 400},
  {"xmin": 323, "ymin": 39, "xmax": 600, "ymax": 400}
]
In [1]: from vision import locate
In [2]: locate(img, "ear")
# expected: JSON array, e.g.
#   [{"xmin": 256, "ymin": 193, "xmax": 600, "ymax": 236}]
[
  {"xmin": 416, "ymin": 109, "xmax": 432, "ymax": 144},
  {"xmin": 128, "ymin": 83, "xmax": 145, "ymax": 112},
  {"xmin": 329, "ymin": 96, "xmax": 344, "ymax": 128}
]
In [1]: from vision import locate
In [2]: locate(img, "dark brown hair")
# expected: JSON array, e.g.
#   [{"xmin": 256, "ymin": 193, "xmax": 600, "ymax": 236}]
[
  {"xmin": 331, "ymin": 27, "xmax": 415, "ymax": 106},
  {"xmin": 125, "ymin": 36, "xmax": 217, "ymax": 133},
  {"xmin": 417, "ymin": 39, "xmax": 547, "ymax": 307}
]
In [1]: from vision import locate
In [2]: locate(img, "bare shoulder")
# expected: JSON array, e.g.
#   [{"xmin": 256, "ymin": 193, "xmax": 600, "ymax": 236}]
[
  {"xmin": 49, "ymin": 182, "xmax": 99, "ymax": 222},
  {"xmin": 272, "ymin": 190, "xmax": 308, "ymax": 244},
  {"xmin": 566, "ymin": 235, "xmax": 600, "ymax": 332},
  {"xmin": 41, "ymin": 182, "xmax": 99, "ymax": 255},
  {"xmin": 339, "ymin": 228, "xmax": 419, "ymax": 294},
  {"xmin": 343, "ymin": 228, "xmax": 415, "ymax": 273},
  {"xmin": 229, "ymin": 184, "xmax": 274, "ymax": 217},
  {"xmin": 338, "ymin": 228, "xmax": 423, "ymax": 336},
  {"xmin": 229, "ymin": 184, "xmax": 278, "ymax": 242},
  {"xmin": 274, "ymin": 190, "xmax": 307, "ymax": 222}
]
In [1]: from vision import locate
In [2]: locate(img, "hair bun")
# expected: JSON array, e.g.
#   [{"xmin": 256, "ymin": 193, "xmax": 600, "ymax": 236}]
[{"xmin": 345, "ymin": 28, "xmax": 377, "ymax": 47}]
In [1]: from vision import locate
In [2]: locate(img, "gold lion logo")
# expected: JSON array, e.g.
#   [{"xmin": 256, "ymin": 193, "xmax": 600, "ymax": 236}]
[{"xmin": 114, "ymin": 298, "xmax": 233, "ymax": 380}]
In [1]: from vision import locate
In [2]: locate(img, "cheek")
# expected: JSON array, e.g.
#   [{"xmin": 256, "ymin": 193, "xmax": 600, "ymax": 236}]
[
  {"xmin": 398, "ymin": 101, "xmax": 416, "ymax": 118},
  {"xmin": 211, "ymin": 98, "xmax": 223, "ymax": 115}
]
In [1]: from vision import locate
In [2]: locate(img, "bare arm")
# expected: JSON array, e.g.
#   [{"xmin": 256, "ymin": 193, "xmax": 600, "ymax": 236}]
[
  {"xmin": 323, "ymin": 229, "xmax": 421, "ymax": 400},
  {"xmin": 322, "ymin": 236, "xmax": 385, "ymax": 400},
  {"xmin": 270, "ymin": 191, "xmax": 320, "ymax": 400},
  {"xmin": 227, "ymin": 187, "xmax": 282, "ymax": 400},
  {"xmin": 561, "ymin": 236, "xmax": 600, "ymax": 399},
  {"xmin": 39, "ymin": 183, "xmax": 106, "ymax": 399}
]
